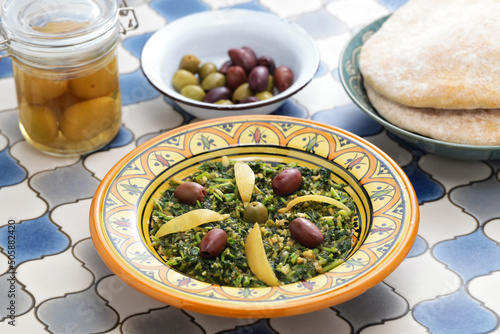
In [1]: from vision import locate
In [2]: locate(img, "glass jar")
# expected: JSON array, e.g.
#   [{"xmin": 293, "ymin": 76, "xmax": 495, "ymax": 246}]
[{"xmin": 0, "ymin": 0, "xmax": 137, "ymax": 156}]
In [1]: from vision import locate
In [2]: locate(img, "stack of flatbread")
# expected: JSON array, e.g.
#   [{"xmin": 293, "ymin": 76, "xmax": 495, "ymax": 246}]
[{"xmin": 359, "ymin": 0, "xmax": 500, "ymax": 146}]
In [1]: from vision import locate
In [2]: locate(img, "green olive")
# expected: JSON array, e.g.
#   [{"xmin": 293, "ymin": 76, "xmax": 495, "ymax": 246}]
[
  {"xmin": 214, "ymin": 99, "xmax": 234, "ymax": 105},
  {"xmin": 232, "ymin": 83, "xmax": 252, "ymax": 103},
  {"xmin": 201, "ymin": 72, "xmax": 226, "ymax": 91},
  {"xmin": 172, "ymin": 69, "xmax": 199, "ymax": 92},
  {"xmin": 243, "ymin": 202, "xmax": 268, "ymax": 224},
  {"xmin": 199, "ymin": 62, "xmax": 218, "ymax": 81},
  {"xmin": 266, "ymin": 75, "xmax": 274, "ymax": 93},
  {"xmin": 255, "ymin": 91, "xmax": 273, "ymax": 101},
  {"xmin": 180, "ymin": 84, "xmax": 205, "ymax": 101},
  {"xmin": 179, "ymin": 54, "xmax": 201, "ymax": 73}
]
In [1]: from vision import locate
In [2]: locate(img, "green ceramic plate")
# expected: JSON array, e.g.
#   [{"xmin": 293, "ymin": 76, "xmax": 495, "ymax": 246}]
[{"xmin": 339, "ymin": 15, "xmax": 500, "ymax": 160}]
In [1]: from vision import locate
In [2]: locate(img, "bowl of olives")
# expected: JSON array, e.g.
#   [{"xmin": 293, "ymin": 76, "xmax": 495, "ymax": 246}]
[
  {"xmin": 90, "ymin": 115, "xmax": 420, "ymax": 318},
  {"xmin": 141, "ymin": 9, "xmax": 320, "ymax": 119}
]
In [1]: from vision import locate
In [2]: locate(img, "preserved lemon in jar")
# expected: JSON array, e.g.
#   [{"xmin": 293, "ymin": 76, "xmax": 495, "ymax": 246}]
[{"xmin": 0, "ymin": 0, "xmax": 138, "ymax": 156}]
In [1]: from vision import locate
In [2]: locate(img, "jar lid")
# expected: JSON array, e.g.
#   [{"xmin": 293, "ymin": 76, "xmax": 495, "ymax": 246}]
[{"xmin": 1, "ymin": 0, "xmax": 118, "ymax": 47}]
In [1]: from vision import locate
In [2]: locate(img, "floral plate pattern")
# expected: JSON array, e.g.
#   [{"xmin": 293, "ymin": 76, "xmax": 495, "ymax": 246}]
[{"xmin": 90, "ymin": 115, "xmax": 419, "ymax": 318}]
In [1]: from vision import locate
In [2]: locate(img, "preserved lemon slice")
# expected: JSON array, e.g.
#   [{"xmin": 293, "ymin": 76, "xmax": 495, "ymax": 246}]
[
  {"xmin": 278, "ymin": 195, "xmax": 351, "ymax": 214},
  {"xmin": 245, "ymin": 223, "xmax": 280, "ymax": 286},
  {"xmin": 155, "ymin": 209, "xmax": 229, "ymax": 237},
  {"xmin": 234, "ymin": 161, "xmax": 255, "ymax": 207}
]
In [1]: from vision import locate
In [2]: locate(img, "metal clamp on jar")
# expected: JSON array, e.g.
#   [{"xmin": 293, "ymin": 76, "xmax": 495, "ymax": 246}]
[{"xmin": 0, "ymin": 0, "xmax": 138, "ymax": 156}]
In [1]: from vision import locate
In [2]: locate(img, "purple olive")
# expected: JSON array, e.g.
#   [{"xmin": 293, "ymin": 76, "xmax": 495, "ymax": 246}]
[
  {"xmin": 203, "ymin": 86, "xmax": 232, "ymax": 103},
  {"xmin": 289, "ymin": 218, "xmax": 324, "ymax": 248},
  {"xmin": 242, "ymin": 46, "xmax": 257, "ymax": 64},
  {"xmin": 200, "ymin": 228, "xmax": 227, "ymax": 258},
  {"xmin": 219, "ymin": 60, "xmax": 232, "ymax": 75},
  {"xmin": 256, "ymin": 55, "xmax": 276, "ymax": 74},
  {"xmin": 274, "ymin": 65, "xmax": 294, "ymax": 92},
  {"xmin": 248, "ymin": 66, "xmax": 269, "ymax": 93},
  {"xmin": 226, "ymin": 65, "xmax": 247, "ymax": 91},
  {"xmin": 272, "ymin": 168, "xmax": 302, "ymax": 196},
  {"xmin": 240, "ymin": 96, "xmax": 259, "ymax": 104},
  {"xmin": 174, "ymin": 182, "xmax": 207, "ymax": 205},
  {"xmin": 228, "ymin": 48, "xmax": 256, "ymax": 73}
]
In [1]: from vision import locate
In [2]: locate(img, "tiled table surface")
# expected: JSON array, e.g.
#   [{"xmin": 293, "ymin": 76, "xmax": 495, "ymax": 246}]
[{"xmin": 1, "ymin": 0, "xmax": 500, "ymax": 333}]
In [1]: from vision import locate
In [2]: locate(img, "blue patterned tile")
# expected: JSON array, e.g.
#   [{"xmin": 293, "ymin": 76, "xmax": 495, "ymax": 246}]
[
  {"xmin": 30, "ymin": 162, "xmax": 101, "ymax": 209},
  {"xmin": 122, "ymin": 307, "xmax": 204, "ymax": 333},
  {"xmin": 220, "ymin": 319, "xmax": 274, "ymax": 334},
  {"xmin": 332, "ymin": 67, "xmax": 341, "ymax": 82},
  {"xmin": 312, "ymin": 104, "xmax": 384, "ymax": 137},
  {"xmin": 94, "ymin": 126, "xmax": 134, "ymax": 152},
  {"xmin": 121, "ymin": 32, "xmax": 153, "ymax": 60},
  {"xmin": 414, "ymin": 287, "xmax": 498, "ymax": 334},
  {"xmin": 0, "ymin": 148, "xmax": 27, "ymax": 187},
  {"xmin": 316, "ymin": 62, "xmax": 329, "ymax": 77},
  {"xmin": 402, "ymin": 161, "xmax": 444, "ymax": 204},
  {"xmin": 0, "ymin": 214, "xmax": 69, "ymax": 265},
  {"xmin": 223, "ymin": 0, "xmax": 269, "ymax": 12},
  {"xmin": 334, "ymin": 282, "xmax": 407, "ymax": 333},
  {"xmin": 0, "ymin": 57, "xmax": 12, "ymax": 78},
  {"xmin": 388, "ymin": 132, "xmax": 428, "ymax": 160},
  {"xmin": 272, "ymin": 99, "xmax": 308, "ymax": 118},
  {"xmin": 377, "ymin": 0, "xmax": 410, "ymax": 11},
  {"xmin": 407, "ymin": 235, "xmax": 427, "ymax": 258},
  {"xmin": 450, "ymin": 175, "xmax": 500, "ymax": 225},
  {"xmin": 433, "ymin": 229, "xmax": 500, "ymax": 284},
  {"xmin": 292, "ymin": 9, "xmax": 347, "ymax": 39},
  {"xmin": 38, "ymin": 287, "xmax": 118, "ymax": 333},
  {"xmin": 150, "ymin": 0, "xmax": 209, "ymax": 22},
  {"xmin": 120, "ymin": 69, "xmax": 161, "ymax": 106}
]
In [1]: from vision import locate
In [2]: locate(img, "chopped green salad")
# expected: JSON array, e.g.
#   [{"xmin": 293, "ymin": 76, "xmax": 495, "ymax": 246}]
[{"xmin": 149, "ymin": 159, "xmax": 356, "ymax": 287}]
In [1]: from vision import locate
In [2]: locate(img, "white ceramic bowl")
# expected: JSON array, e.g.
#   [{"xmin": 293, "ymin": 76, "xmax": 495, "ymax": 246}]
[{"xmin": 141, "ymin": 9, "xmax": 320, "ymax": 119}]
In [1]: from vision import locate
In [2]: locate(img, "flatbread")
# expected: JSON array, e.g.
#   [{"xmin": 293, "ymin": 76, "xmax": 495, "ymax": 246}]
[
  {"xmin": 359, "ymin": 0, "xmax": 500, "ymax": 110},
  {"xmin": 365, "ymin": 83, "xmax": 500, "ymax": 146}
]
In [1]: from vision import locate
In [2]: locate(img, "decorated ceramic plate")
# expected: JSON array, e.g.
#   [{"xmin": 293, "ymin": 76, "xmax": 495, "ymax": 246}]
[
  {"xmin": 339, "ymin": 15, "xmax": 500, "ymax": 160},
  {"xmin": 90, "ymin": 115, "xmax": 419, "ymax": 318}
]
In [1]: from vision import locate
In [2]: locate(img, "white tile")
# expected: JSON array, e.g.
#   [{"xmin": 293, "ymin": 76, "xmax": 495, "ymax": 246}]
[
  {"xmin": 0, "ymin": 180, "xmax": 47, "ymax": 223},
  {"xmin": 484, "ymin": 218, "xmax": 500, "ymax": 243},
  {"xmin": 469, "ymin": 271, "xmax": 500, "ymax": 318},
  {"xmin": 270, "ymin": 307, "xmax": 351, "ymax": 334},
  {"xmin": 10, "ymin": 141, "xmax": 79, "ymax": 176},
  {"xmin": 0, "ymin": 309, "xmax": 48, "ymax": 334},
  {"xmin": 418, "ymin": 155, "xmax": 491, "ymax": 192},
  {"xmin": 315, "ymin": 32, "xmax": 352, "ymax": 72},
  {"xmin": 16, "ymin": 249, "xmax": 93, "ymax": 304},
  {"xmin": 384, "ymin": 251, "xmax": 461, "ymax": 308},
  {"xmin": 294, "ymin": 75, "xmax": 352, "ymax": 114},
  {"xmin": 260, "ymin": 0, "xmax": 322, "ymax": 18},
  {"xmin": 360, "ymin": 313, "xmax": 429, "ymax": 334},
  {"xmin": 0, "ymin": 132, "xmax": 7, "ymax": 151},
  {"xmin": 51, "ymin": 199, "xmax": 93, "ymax": 243},
  {"xmin": 83, "ymin": 143, "xmax": 136, "ymax": 181},
  {"xmin": 122, "ymin": 96, "xmax": 184, "ymax": 137},
  {"xmin": 326, "ymin": 0, "xmax": 389, "ymax": 30},
  {"xmin": 419, "ymin": 198, "xmax": 477, "ymax": 248},
  {"xmin": 365, "ymin": 131, "xmax": 413, "ymax": 167},
  {"xmin": 96, "ymin": 275, "xmax": 165, "ymax": 320}
]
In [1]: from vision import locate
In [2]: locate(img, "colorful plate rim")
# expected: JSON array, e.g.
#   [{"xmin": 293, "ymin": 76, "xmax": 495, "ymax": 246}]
[
  {"xmin": 339, "ymin": 15, "xmax": 500, "ymax": 160},
  {"xmin": 90, "ymin": 115, "xmax": 419, "ymax": 318}
]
